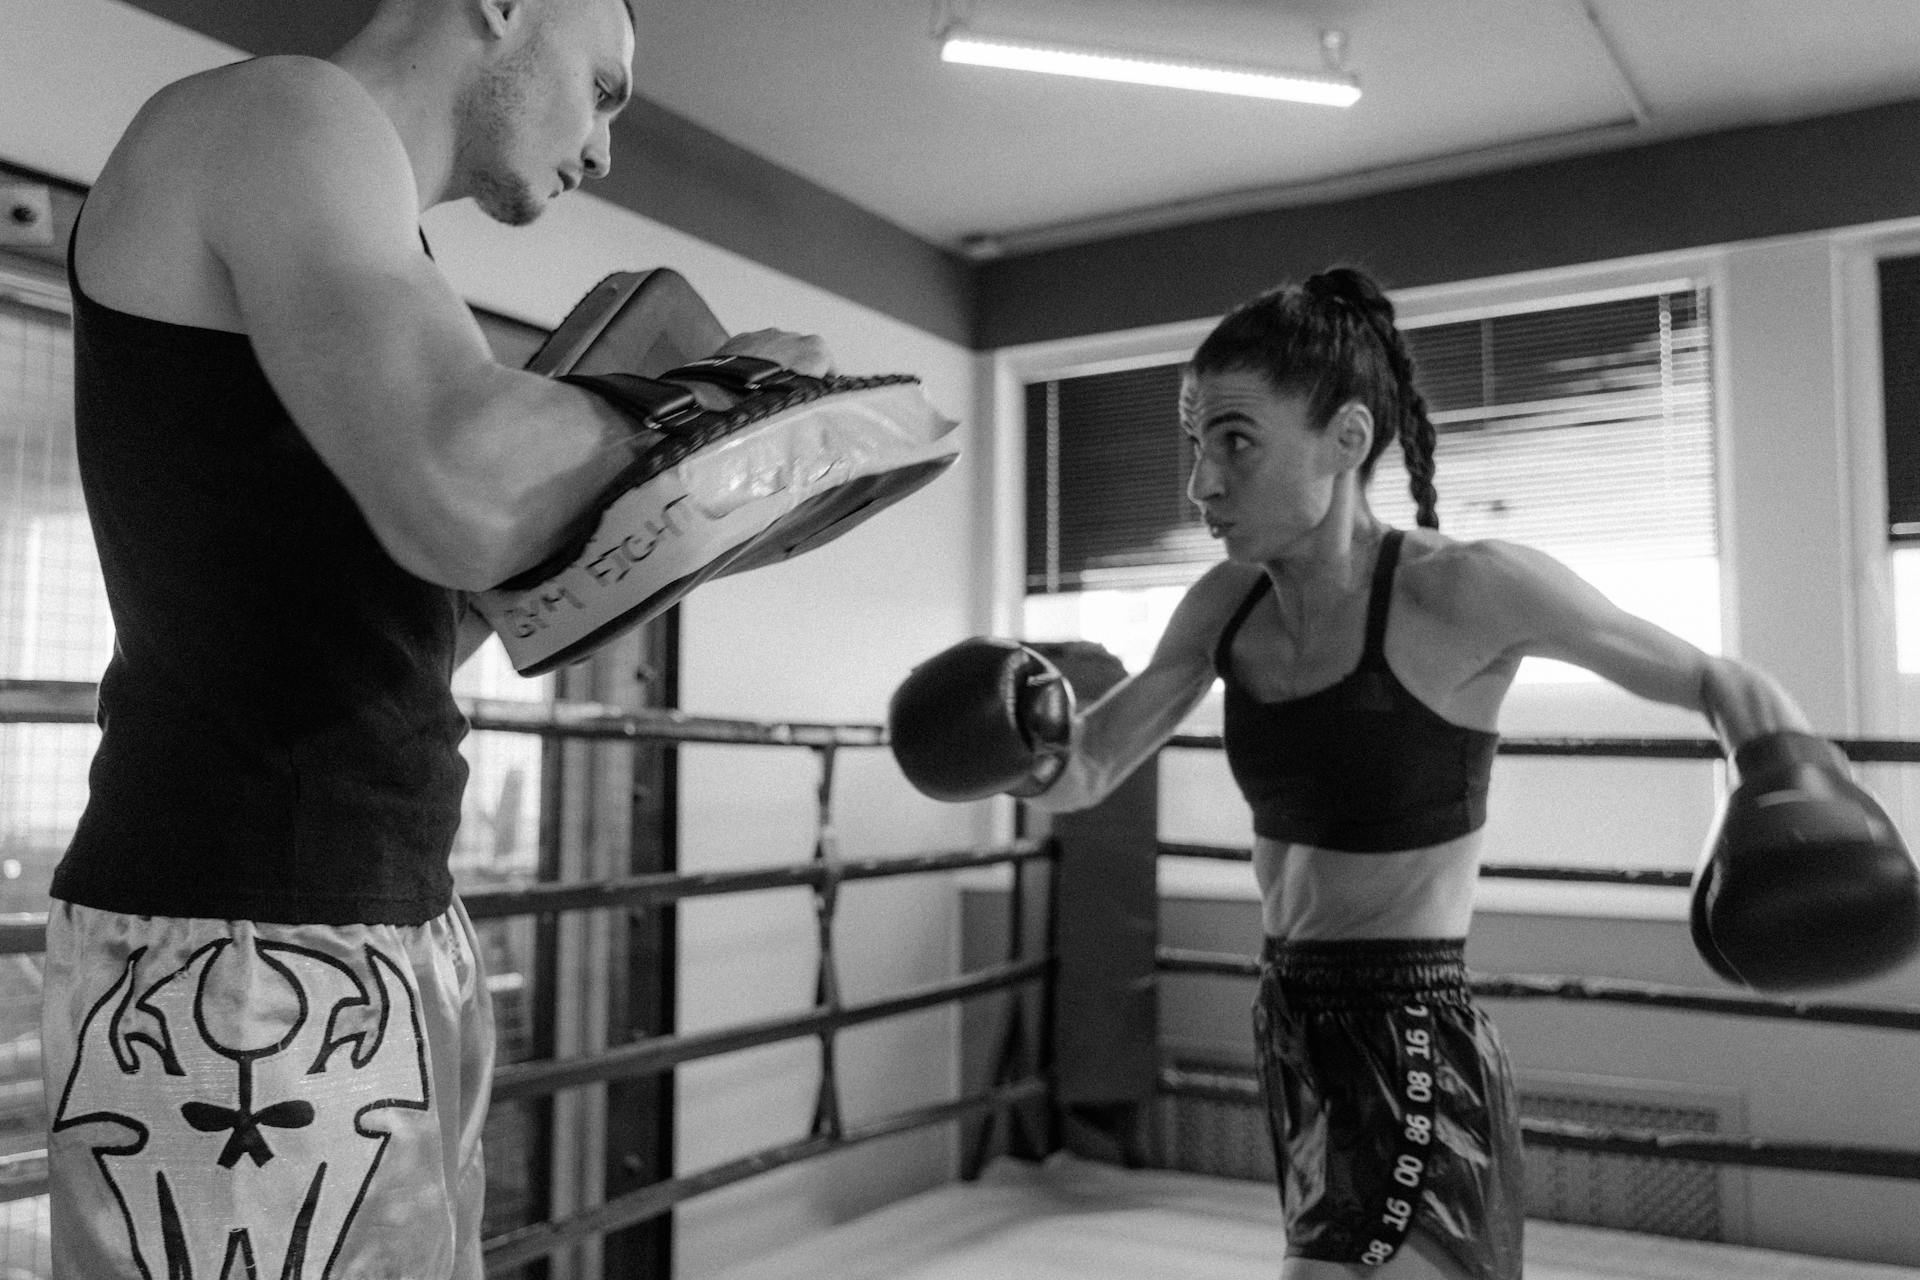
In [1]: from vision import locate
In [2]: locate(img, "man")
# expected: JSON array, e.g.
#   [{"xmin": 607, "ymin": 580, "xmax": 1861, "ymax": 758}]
[{"xmin": 43, "ymin": 0, "xmax": 822, "ymax": 1273}]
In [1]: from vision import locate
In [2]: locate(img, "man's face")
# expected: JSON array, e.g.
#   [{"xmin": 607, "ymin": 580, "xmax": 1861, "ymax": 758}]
[{"xmin": 457, "ymin": 0, "xmax": 634, "ymax": 225}]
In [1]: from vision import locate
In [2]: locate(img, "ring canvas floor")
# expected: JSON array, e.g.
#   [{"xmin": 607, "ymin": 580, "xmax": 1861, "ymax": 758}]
[{"xmin": 707, "ymin": 1154, "xmax": 1918, "ymax": 1280}]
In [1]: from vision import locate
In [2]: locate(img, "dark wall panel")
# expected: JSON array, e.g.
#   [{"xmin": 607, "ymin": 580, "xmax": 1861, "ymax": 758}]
[{"xmin": 975, "ymin": 98, "xmax": 1920, "ymax": 348}]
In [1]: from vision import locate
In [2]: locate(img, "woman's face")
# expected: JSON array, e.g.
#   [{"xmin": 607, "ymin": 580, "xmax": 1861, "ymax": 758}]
[{"xmin": 1181, "ymin": 368, "xmax": 1356, "ymax": 564}]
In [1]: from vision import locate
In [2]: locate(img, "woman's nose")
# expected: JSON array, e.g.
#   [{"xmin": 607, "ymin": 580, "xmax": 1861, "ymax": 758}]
[{"xmin": 1188, "ymin": 456, "xmax": 1222, "ymax": 503}]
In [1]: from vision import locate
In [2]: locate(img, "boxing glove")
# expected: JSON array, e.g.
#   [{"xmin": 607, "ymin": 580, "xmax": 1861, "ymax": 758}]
[
  {"xmin": 888, "ymin": 637, "xmax": 1074, "ymax": 802},
  {"xmin": 1691, "ymin": 730, "xmax": 1920, "ymax": 991}
]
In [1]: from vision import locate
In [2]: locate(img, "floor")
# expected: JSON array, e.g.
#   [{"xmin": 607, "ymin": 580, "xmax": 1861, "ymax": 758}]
[{"xmin": 707, "ymin": 1155, "xmax": 1919, "ymax": 1280}]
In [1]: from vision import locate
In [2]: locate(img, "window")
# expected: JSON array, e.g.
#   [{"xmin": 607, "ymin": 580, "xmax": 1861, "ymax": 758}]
[
  {"xmin": 1377, "ymin": 288, "xmax": 1721, "ymax": 678},
  {"xmin": 0, "ymin": 274, "xmax": 92, "ymax": 1277},
  {"xmin": 0, "ymin": 280, "xmax": 96, "ymax": 917},
  {"xmin": 1880, "ymin": 253, "xmax": 1920, "ymax": 672},
  {"xmin": 1021, "ymin": 284, "xmax": 1721, "ymax": 682}
]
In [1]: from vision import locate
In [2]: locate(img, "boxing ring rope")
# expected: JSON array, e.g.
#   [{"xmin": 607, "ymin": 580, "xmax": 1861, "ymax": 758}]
[
  {"xmin": 1158, "ymin": 951, "xmax": 1920, "ymax": 1179},
  {"xmin": 1153, "ymin": 1064, "xmax": 1920, "ymax": 1182},
  {"xmin": 0, "ymin": 678, "xmax": 1061, "ymax": 1280},
  {"xmin": 1185, "ymin": 733, "xmax": 1920, "ymax": 764},
  {"xmin": 1158, "ymin": 728, "xmax": 1920, "ymax": 1186},
  {"xmin": 1163, "ymin": 840, "xmax": 1699, "ymax": 887},
  {"xmin": 8, "ymin": 674, "xmax": 1920, "ymax": 1268}
]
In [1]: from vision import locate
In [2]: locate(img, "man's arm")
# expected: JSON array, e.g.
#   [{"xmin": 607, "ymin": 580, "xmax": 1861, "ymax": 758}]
[{"xmin": 196, "ymin": 60, "xmax": 669, "ymax": 589}]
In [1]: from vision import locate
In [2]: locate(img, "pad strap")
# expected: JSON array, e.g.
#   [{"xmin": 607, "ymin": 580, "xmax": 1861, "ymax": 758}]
[
  {"xmin": 559, "ymin": 371, "xmax": 700, "ymax": 432},
  {"xmin": 560, "ymin": 356, "xmax": 802, "ymax": 438}
]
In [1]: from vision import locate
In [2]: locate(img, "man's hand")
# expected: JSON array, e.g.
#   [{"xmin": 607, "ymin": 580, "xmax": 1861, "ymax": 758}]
[{"xmin": 715, "ymin": 328, "xmax": 833, "ymax": 378}]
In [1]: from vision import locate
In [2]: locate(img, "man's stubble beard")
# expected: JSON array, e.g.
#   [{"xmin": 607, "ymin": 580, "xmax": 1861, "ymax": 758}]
[{"xmin": 456, "ymin": 31, "xmax": 548, "ymax": 227}]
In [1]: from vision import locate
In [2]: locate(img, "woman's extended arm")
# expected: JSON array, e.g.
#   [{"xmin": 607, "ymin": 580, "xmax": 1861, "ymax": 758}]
[
  {"xmin": 1028, "ymin": 564, "xmax": 1247, "ymax": 812},
  {"xmin": 1470, "ymin": 539, "xmax": 1812, "ymax": 745}
]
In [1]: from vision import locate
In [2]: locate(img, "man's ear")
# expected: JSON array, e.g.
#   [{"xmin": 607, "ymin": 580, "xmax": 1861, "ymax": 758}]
[
  {"xmin": 477, "ymin": 0, "xmax": 520, "ymax": 40},
  {"xmin": 1328, "ymin": 400, "xmax": 1374, "ymax": 471}
]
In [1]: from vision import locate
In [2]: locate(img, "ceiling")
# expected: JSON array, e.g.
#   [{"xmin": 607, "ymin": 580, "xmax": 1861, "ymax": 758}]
[
  {"xmin": 106, "ymin": 0, "xmax": 1920, "ymax": 262},
  {"xmin": 625, "ymin": 0, "xmax": 1920, "ymax": 256}
]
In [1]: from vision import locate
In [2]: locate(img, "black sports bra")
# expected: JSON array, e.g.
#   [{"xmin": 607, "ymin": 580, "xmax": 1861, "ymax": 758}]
[{"xmin": 1215, "ymin": 530, "xmax": 1499, "ymax": 852}]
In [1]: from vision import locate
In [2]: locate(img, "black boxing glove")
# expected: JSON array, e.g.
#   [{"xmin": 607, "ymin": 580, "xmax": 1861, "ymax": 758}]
[
  {"xmin": 1691, "ymin": 730, "xmax": 1920, "ymax": 991},
  {"xmin": 888, "ymin": 638, "xmax": 1073, "ymax": 802}
]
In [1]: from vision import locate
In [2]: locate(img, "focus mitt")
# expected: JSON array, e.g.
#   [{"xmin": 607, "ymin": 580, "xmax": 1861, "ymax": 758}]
[{"xmin": 471, "ymin": 270, "xmax": 960, "ymax": 675}]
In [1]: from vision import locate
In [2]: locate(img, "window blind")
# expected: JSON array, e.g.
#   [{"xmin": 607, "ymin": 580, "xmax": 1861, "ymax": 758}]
[
  {"xmin": 1375, "ymin": 290, "xmax": 1716, "ymax": 563},
  {"xmin": 1023, "ymin": 363, "xmax": 1208, "ymax": 592},
  {"xmin": 1024, "ymin": 286, "xmax": 1716, "ymax": 593},
  {"xmin": 1881, "ymin": 254, "xmax": 1920, "ymax": 541}
]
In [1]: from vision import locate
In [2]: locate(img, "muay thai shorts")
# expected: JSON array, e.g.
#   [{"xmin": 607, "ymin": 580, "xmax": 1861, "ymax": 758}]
[{"xmin": 1253, "ymin": 936, "xmax": 1525, "ymax": 1279}]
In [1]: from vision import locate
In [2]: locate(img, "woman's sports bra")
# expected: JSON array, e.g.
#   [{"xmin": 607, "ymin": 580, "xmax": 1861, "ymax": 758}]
[{"xmin": 1215, "ymin": 529, "xmax": 1499, "ymax": 852}]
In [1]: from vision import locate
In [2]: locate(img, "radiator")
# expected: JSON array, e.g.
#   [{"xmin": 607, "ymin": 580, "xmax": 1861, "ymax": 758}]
[
  {"xmin": 1142, "ymin": 1061, "xmax": 1749, "ymax": 1243},
  {"xmin": 1516, "ymin": 1068, "xmax": 1749, "ymax": 1243}
]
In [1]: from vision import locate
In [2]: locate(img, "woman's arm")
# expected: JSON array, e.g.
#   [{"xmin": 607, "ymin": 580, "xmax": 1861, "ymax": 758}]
[
  {"xmin": 1028, "ymin": 564, "xmax": 1246, "ymax": 812},
  {"xmin": 1467, "ymin": 539, "xmax": 1812, "ymax": 747}
]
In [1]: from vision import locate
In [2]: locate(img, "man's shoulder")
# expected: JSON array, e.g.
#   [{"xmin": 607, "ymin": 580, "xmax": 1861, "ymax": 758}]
[
  {"xmin": 118, "ymin": 55, "xmax": 415, "ymax": 234},
  {"xmin": 159, "ymin": 55, "xmax": 355, "ymax": 103},
  {"xmin": 83, "ymin": 56, "xmax": 412, "ymax": 324},
  {"xmin": 136, "ymin": 56, "xmax": 376, "ymax": 148}
]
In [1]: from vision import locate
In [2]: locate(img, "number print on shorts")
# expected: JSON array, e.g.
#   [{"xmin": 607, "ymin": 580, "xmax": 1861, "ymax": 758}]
[{"xmin": 1358, "ymin": 1002, "xmax": 1439, "ymax": 1267}]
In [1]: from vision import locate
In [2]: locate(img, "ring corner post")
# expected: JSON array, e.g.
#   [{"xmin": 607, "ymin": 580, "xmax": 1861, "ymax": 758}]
[{"xmin": 1030, "ymin": 641, "xmax": 1160, "ymax": 1169}]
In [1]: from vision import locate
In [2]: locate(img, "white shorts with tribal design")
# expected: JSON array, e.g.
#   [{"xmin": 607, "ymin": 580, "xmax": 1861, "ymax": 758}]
[{"xmin": 40, "ymin": 899, "xmax": 495, "ymax": 1280}]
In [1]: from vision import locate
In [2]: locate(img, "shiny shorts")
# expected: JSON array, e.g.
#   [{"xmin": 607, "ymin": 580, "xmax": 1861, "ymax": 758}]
[
  {"xmin": 41, "ymin": 899, "xmax": 495, "ymax": 1280},
  {"xmin": 1253, "ymin": 937, "xmax": 1524, "ymax": 1279}
]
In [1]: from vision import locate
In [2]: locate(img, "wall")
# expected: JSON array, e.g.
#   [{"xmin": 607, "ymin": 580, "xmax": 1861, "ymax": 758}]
[
  {"xmin": 0, "ymin": 2, "xmax": 989, "ymax": 1276},
  {"xmin": 431, "ymin": 202, "xmax": 990, "ymax": 1277}
]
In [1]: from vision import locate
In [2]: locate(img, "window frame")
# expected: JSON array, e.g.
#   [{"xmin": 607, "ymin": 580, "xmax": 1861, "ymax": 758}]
[
  {"xmin": 993, "ymin": 251, "xmax": 1735, "ymax": 643},
  {"xmin": 1836, "ymin": 218, "xmax": 1920, "ymax": 739}
]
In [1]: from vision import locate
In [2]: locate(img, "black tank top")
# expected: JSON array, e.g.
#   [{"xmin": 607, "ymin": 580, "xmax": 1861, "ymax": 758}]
[
  {"xmin": 51, "ymin": 228, "xmax": 469, "ymax": 925},
  {"xmin": 1215, "ymin": 529, "xmax": 1498, "ymax": 852}
]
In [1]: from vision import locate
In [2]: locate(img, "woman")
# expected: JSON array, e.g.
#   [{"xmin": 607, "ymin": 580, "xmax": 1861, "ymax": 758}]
[{"xmin": 892, "ymin": 265, "xmax": 1816, "ymax": 1279}]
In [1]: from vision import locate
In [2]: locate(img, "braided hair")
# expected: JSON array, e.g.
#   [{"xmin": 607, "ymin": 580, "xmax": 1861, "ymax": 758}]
[{"xmin": 1190, "ymin": 265, "xmax": 1441, "ymax": 528}]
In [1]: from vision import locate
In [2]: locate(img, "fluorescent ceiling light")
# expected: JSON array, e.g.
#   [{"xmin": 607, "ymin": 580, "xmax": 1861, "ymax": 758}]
[{"xmin": 939, "ymin": 31, "xmax": 1360, "ymax": 107}]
